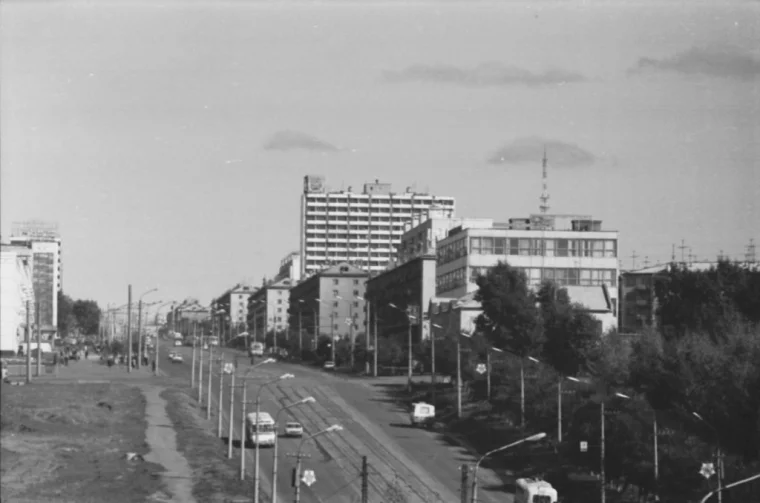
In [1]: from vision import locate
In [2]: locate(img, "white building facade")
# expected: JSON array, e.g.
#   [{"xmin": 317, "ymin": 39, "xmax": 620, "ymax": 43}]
[
  {"xmin": 300, "ymin": 175, "xmax": 456, "ymax": 278},
  {"xmin": 0, "ymin": 246, "xmax": 36, "ymax": 354},
  {"xmin": 435, "ymin": 215, "xmax": 620, "ymax": 332},
  {"xmin": 276, "ymin": 251, "xmax": 302, "ymax": 283}
]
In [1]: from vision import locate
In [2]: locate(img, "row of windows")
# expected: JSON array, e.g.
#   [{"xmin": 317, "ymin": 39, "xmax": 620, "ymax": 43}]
[
  {"xmin": 437, "ymin": 237, "xmax": 618, "ymax": 264},
  {"xmin": 305, "ymin": 197, "xmax": 453, "ymax": 203},
  {"xmin": 333, "ymin": 279, "xmax": 362, "ymax": 285},
  {"xmin": 468, "ymin": 266, "xmax": 617, "ymax": 287},
  {"xmin": 436, "ymin": 267, "xmax": 468, "ymax": 294}
]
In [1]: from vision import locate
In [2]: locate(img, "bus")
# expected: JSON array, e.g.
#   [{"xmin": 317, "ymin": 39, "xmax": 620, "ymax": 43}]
[
  {"xmin": 250, "ymin": 342, "xmax": 264, "ymax": 356},
  {"xmin": 245, "ymin": 412, "xmax": 276, "ymax": 446},
  {"xmin": 514, "ymin": 478, "xmax": 558, "ymax": 503}
]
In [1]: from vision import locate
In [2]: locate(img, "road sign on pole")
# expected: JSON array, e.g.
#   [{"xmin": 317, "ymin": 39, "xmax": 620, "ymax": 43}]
[
  {"xmin": 345, "ymin": 318, "xmax": 352, "ymax": 326},
  {"xmin": 302, "ymin": 469, "xmax": 316, "ymax": 487},
  {"xmin": 475, "ymin": 363, "xmax": 487, "ymax": 375},
  {"xmin": 580, "ymin": 441, "xmax": 588, "ymax": 452},
  {"xmin": 700, "ymin": 463, "xmax": 716, "ymax": 479}
]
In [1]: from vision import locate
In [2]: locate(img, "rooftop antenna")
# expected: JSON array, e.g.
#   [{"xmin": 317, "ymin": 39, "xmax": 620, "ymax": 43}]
[
  {"xmin": 671, "ymin": 244, "xmax": 676, "ymax": 262},
  {"xmin": 678, "ymin": 239, "xmax": 687, "ymax": 263}
]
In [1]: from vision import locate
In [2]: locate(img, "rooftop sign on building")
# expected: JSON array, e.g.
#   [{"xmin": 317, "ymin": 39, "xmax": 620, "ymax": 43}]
[{"xmin": 11, "ymin": 221, "xmax": 60, "ymax": 240}]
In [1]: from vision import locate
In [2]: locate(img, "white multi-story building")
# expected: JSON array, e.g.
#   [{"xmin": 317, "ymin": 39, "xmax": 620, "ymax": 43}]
[
  {"xmin": 276, "ymin": 251, "xmax": 302, "ymax": 283},
  {"xmin": 299, "ymin": 175, "xmax": 456, "ymax": 278},
  {"xmin": 9, "ymin": 221, "xmax": 62, "ymax": 331},
  {"xmin": 0, "ymin": 244, "xmax": 36, "ymax": 355},
  {"xmin": 397, "ymin": 205, "xmax": 461, "ymax": 265},
  {"xmin": 435, "ymin": 215, "xmax": 620, "ymax": 332},
  {"xmin": 249, "ymin": 278, "xmax": 293, "ymax": 337}
]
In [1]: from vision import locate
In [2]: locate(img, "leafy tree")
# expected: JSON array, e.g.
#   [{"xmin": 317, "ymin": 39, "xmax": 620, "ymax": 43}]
[
  {"xmin": 537, "ymin": 280, "xmax": 600, "ymax": 378},
  {"xmin": 57, "ymin": 291, "xmax": 75, "ymax": 336},
  {"xmin": 474, "ymin": 261, "xmax": 542, "ymax": 357},
  {"xmin": 72, "ymin": 299, "xmax": 101, "ymax": 336}
]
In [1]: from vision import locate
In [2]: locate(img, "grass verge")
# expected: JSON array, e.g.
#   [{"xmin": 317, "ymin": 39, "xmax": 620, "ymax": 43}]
[
  {"xmin": 0, "ymin": 382, "xmax": 164, "ymax": 503},
  {"xmin": 161, "ymin": 387, "xmax": 250, "ymax": 503}
]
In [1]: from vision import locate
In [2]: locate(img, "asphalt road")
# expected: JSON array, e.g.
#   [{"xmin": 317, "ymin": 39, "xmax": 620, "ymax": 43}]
[{"xmin": 161, "ymin": 343, "xmax": 511, "ymax": 503}]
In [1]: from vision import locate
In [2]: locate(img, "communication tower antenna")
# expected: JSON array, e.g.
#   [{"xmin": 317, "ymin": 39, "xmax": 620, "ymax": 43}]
[
  {"xmin": 746, "ymin": 238, "xmax": 756, "ymax": 265},
  {"xmin": 539, "ymin": 146, "xmax": 550, "ymax": 219}
]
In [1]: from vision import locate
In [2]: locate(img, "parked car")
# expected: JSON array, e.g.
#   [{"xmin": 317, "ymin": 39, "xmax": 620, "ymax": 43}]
[
  {"xmin": 222, "ymin": 362, "xmax": 234, "ymax": 374},
  {"xmin": 284, "ymin": 422, "xmax": 304, "ymax": 437},
  {"xmin": 323, "ymin": 360, "xmax": 335, "ymax": 370},
  {"xmin": 171, "ymin": 353, "xmax": 183, "ymax": 363},
  {"xmin": 168, "ymin": 351, "xmax": 177, "ymax": 360}
]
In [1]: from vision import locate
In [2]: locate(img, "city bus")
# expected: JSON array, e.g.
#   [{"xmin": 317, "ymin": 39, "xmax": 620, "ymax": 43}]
[
  {"xmin": 514, "ymin": 478, "xmax": 558, "ymax": 503},
  {"xmin": 249, "ymin": 342, "xmax": 264, "ymax": 356},
  {"xmin": 245, "ymin": 412, "xmax": 276, "ymax": 446}
]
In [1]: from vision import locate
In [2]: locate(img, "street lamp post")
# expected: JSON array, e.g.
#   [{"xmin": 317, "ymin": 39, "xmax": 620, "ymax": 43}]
[
  {"xmin": 389, "ymin": 303, "xmax": 416, "ymax": 393},
  {"xmin": 431, "ymin": 323, "xmax": 443, "ymax": 408},
  {"xmin": 253, "ymin": 373, "xmax": 295, "ymax": 503},
  {"xmin": 693, "ymin": 412, "xmax": 724, "ymax": 503},
  {"xmin": 293, "ymin": 425, "xmax": 343, "ymax": 503},
  {"xmin": 127, "ymin": 285, "xmax": 133, "ymax": 373},
  {"xmin": 271, "ymin": 396, "xmax": 315, "ymax": 503},
  {"xmin": 471, "ymin": 432, "xmax": 547, "ymax": 502},
  {"xmin": 136, "ymin": 288, "xmax": 158, "ymax": 369}
]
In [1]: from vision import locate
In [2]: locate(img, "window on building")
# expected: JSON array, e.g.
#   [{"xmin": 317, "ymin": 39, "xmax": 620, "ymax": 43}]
[
  {"xmin": 353, "ymin": 301, "xmax": 359, "ymax": 307},
  {"xmin": 556, "ymin": 239, "xmax": 568, "ymax": 257},
  {"xmin": 509, "ymin": 238, "xmax": 519, "ymax": 255},
  {"xmin": 334, "ymin": 324, "xmax": 339, "ymax": 330},
  {"xmin": 481, "ymin": 237, "xmax": 494, "ymax": 254},
  {"xmin": 333, "ymin": 279, "xmax": 339, "ymax": 285},
  {"xmin": 470, "ymin": 237, "xmax": 481, "ymax": 254},
  {"xmin": 494, "ymin": 237, "xmax": 506, "ymax": 255},
  {"xmin": 518, "ymin": 239, "xmax": 531, "ymax": 256},
  {"xmin": 353, "ymin": 279, "xmax": 359, "ymax": 285},
  {"xmin": 277, "ymin": 307, "xmax": 282, "ymax": 313},
  {"xmin": 277, "ymin": 299, "xmax": 282, "ymax": 304},
  {"xmin": 333, "ymin": 290, "xmax": 339, "ymax": 297},
  {"xmin": 276, "ymin": 316, "xmax": 282, "ymax": 322},
  {"xmin": 333, "ymin": 301, "xmax": 339, "ymax": 307},
  {"xmin": 353, "ymin": 290, "xmax": 359, "ymax": 296},
  {"xmin": 604, "ymin": 240, "xmax": 617, "ymax": 257}
]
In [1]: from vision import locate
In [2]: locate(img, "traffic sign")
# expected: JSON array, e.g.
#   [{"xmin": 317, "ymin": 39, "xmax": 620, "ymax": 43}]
[
  {"xmin": 475, "ymin": 363, "xmax": 487, "ymax": 375},
  {"xmin": 345, "ymin": 318, "xmax": 352, "ymax": 326},
  {"xmin": 580, "ymin": 441, "xmax": 588, "ymax": 452},
  {"xmin": 302, "ymin": 469, "xmax": 317, "ymax": 487},
  {"xmin": 699, "ymin": 463, "xmax": 716, "ymax": 479}
]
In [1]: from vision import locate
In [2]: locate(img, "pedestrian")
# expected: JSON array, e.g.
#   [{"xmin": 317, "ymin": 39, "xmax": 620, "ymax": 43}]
[{"xmin": 85, "ymin": 349, "xmax": 89, "ymax": 359}]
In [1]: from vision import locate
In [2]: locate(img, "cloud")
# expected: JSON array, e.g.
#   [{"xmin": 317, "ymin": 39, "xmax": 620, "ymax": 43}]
[
  {"xmin": 487, "ymin": 137, "xmax": 596, "ymax": 167},
  {"xmin": 263, "ymin": 130, "xmax": 340, "ymax": 153},
  {"xmin": 631, "ymin": 46, "xmax": 760, "ymax": 81},
  {"xmin": 382, "ymin": 62, "xmax": 585, "ymax": 87}
]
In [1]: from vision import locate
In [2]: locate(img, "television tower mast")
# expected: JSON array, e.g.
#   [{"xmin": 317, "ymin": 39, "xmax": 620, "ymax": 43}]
[{"xmin": 539, "ymin": 146, "xmax": 550, "ymax": 216}]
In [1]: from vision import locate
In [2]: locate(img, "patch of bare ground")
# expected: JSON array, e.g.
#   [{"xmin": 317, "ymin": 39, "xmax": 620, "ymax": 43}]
[
  {"xmin": 0, "ymin": 382, "xmax": 165, "ymax": 503},
  {"xmin": 161, "ymin": 387, "xmax": 250, "ymax": 503}
]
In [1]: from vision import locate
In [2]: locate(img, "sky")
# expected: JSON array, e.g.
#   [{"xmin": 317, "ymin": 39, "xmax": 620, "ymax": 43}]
[{"xmin": 1, "ymin": 0, "xmax": 758, "ymax": 307}]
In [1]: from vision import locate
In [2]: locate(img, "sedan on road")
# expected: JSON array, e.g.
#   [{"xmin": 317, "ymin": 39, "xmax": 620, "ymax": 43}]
[
  {"xmin": 323, "ymin": 360, "xmax": 335, "ymax": 370},
  {"xmin": 170, "ymin": 353, "xmax": 184, "ymax": 364},
  {"xmin": 284, "ymin": 422, "xmax": 304, "ymax": 437}
]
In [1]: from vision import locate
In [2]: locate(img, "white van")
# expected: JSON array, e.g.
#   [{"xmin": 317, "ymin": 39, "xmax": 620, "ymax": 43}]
[
  {"xmin": 246, "ymin": 412, "xmax": 276, "ymax": 447},
  {"xmin": 514, "ymin": 478, "xmax": 558, "ymax": 503}
]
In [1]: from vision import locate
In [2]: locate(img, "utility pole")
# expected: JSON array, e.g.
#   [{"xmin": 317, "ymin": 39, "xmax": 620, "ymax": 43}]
[
  {"xmin": 373, "ymin": 302, "xmax": 378, "ymax": 377},
  {"xmin": 217, "ymin": 358, "xmax": 225, "ymax": 438},
  {"xmin": 157, "ymin": 302, "xmax": 170, "ymax": 376},
  {"xmin": 364, "ymin": 300, "xmax": 371, "ymax": 375},
  {"xmin": 227, "ymin": 373, "xmax": 240, "ymax": 459},
  {"xmin": 460, "ymin": 464, "xmax": 470, "ymax": 503},
  {"xmin": 349, "ymin": 301, "xmax": 355, "ymax": 370},
  {"xmin": 407, "ymin": 312, "xmax": 413, "ymax": 393},
  {"xmin": 137, "ymin": 299, "xmax": 143, "ymax": 369},
  {"xmin": 330, "ymin": 312, "xmax": 336, "ymax": 363},
  {"xmin": 206, "ymin": 345, "xmax": 215, "ymax": 420},
  {"xmin": 198, "ymin": 336, "xmax": 204, "ymax": 404},
  {"xmin": 26, "ymin": 300, "xmax": 32, "ymax": 384},
  {"xmin": 290, "ymin": 451, "xmax": 312, "ymax": 503},
  {"xmin": 127, "ymin": 285, "xmax": 133, "ymax": 373},
  {"xmin": 191, "ymin": 322, "xmax": 197, "ymax": 387},
  {"xmin": 298, "ymin": 308, "xmax": 303, "ymax": 359},
  {"xmin": 361, "ymin": 456, "xmax": 369, "ymax": 503},
  {"xmin": 240, "ymin": 381, "xmax": 249, "ymax": 480},
  {"xmin": 312, "ymin": 309, "xmax": 318, "ymax": 352},
  {"xmin": 678, "ymin": 239, "xmax": 687, "ymax": 263},
  {"xmin": 35, "ymin": 300, "xmax": 42, "ymax": 377},
  {"xmin": 486, "ymin": 350, "xmax": 491, "ymax": 400},
  {"xmin": 601, "ymin": 401, "xmax": 606, "ymax": 503}
]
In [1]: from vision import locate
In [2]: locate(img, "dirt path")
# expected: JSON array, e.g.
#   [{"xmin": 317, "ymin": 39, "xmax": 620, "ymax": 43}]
[{"xmin": 141, "ymin": 385, "xmax": 197, "ymax": 503}]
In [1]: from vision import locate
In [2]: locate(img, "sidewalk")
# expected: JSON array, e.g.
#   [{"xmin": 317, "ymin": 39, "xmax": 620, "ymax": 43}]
[{"xmin": 35, "ymin": 358, "xmax": 165, "ymax": 384}]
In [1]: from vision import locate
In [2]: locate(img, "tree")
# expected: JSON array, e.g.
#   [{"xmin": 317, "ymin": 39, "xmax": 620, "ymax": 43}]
[
  {"xmin": 57, "ymin": 291, "xmax": 75, "ymax": 336},
  {"xmin": 72, "ymin": 299, "xmax": 101, "ymax": 336},
  {"xmin": 474, "ymin": 261, "xmax": 543, "ymax": 428},
  {"xmin": 474, "ymin": 261, "xmax": 542, "ymax": 356},
  {"xmin": 537, "ymin": 280, "xmax": 600, "ymax": 378}
]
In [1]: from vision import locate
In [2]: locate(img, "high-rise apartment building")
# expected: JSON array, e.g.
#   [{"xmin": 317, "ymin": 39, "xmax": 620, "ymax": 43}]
[
  {"xmin": 9, "ymin": 221, "xmax": 62, "ymax": 331},
  {"xmin": 300, "ymin": 175, "xmax": 456, "ymax": 279}
]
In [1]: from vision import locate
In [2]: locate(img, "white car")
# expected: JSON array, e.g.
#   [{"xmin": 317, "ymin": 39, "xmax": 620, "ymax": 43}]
[
  {"xmin": 284, "ymin": 422, "xmax": 304, "ymax": 437},
  {"xmin": 174, "ymin": 340, "xmax": 182, "ymax": 347},
  {"xmin": 168, "ymin": 351, "xmax": 177, "ymax": 360},
  {"xmin": 171, "ymin": 353, "xmax": 183, "ymax": 363},
  {"xmin": 222, "ymin": 362, "xmax": 235, "ymax": 374},
  {"xmin": 323, "ymin": 360, "xmax": 335, "ymax": 370}
]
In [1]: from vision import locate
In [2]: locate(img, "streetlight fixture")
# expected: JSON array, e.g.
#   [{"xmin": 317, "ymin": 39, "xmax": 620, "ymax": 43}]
[
  {"xmin": 471, "ymin": 432, "xmax": 547, "ymax": 502},
  {"xmin": 389, "ymin": 302, "xmax": 417, "ymax": 393},
  {"xmin": 293, "ymin": 425, "xmax": 343, "ymax": 503},
  {"xmin": 253, "ymin": 373, "xmax": 295, "ymax": 503},
  {"xmin": 271, "ymin": 396, "xmax": 316, "ymax": 503}
]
